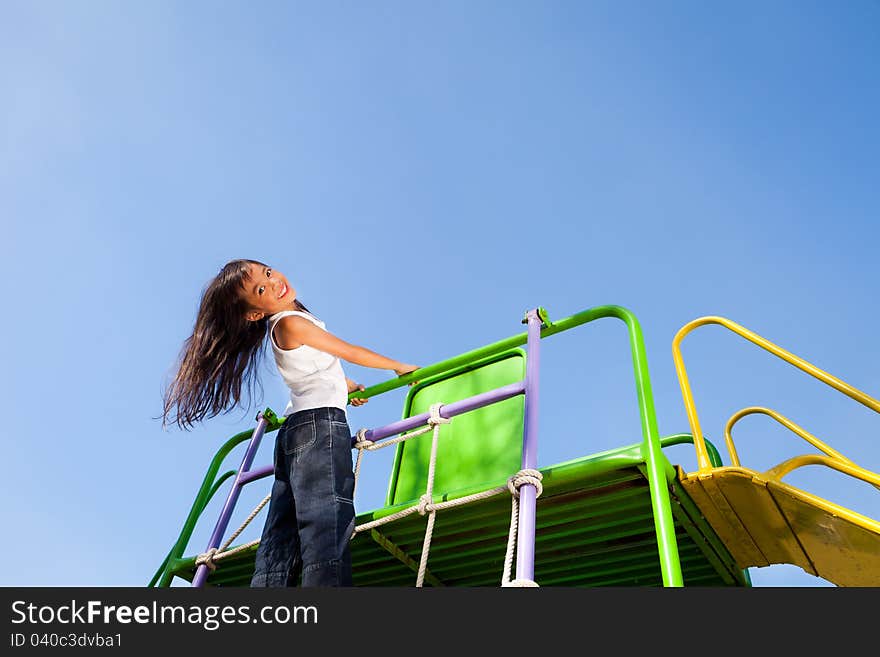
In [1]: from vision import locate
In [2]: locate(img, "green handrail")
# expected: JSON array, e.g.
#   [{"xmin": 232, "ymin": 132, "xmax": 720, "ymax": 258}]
[{"xmin": 661, "ymin": 433, "xmax": 723, "ymax": 469}]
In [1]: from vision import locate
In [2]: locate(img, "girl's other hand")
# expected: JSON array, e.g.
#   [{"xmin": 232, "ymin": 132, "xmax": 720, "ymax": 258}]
[{"xmin": 347, "ymin": 381, "xmax": 369, "ymax": 406}]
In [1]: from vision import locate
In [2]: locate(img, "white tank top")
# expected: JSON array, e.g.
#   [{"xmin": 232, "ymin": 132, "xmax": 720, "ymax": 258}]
[{"xmin": 268, "ymin": 309, "xmax": 349, "ymax": 417}]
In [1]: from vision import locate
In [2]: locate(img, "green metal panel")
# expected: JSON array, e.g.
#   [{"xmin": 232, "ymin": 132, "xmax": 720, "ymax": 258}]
[{"xmin": 385, "ymin": 349, "xmax": 526, "ymax": 507}]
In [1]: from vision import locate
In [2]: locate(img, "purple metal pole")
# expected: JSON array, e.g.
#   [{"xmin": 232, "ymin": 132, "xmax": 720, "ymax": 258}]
[
  {"xmin": 192, "ymin": 412, "xmax": 272, "ymax": 587},
  {"xmin": 353, "ymin": 381, "xmax": 526, "ymax": 445},
  {"xmin": 238, "ymin": 464, "xmax": 273, "ymax": 485},
  {"xmin": 515, "ymin": 308, "xmax": 542, "ymax": 582}
]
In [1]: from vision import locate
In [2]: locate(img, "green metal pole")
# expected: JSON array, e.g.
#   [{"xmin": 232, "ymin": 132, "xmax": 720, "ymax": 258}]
[
  {"xmin": 659, "ymin": 433, "xmax": 724, "ymax": 469},
  {"xmin": 613, "ymin": 308, "xmax": 683, "ymax": 586}
]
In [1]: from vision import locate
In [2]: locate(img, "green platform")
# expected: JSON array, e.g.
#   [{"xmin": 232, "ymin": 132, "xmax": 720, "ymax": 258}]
[{"xmin": 166, "ymin": 435, "xmax": 746, "ymax": 587}]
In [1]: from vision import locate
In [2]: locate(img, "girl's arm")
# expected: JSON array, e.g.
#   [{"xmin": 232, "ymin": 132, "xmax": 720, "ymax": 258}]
[{"xmin": 277, "ymin": 316, "xmax": 419, "ymax": 376}]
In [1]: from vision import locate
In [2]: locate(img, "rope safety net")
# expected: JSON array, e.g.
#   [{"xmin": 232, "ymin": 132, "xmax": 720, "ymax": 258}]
[{"xmin": 195, "ymin": 402, "xmax": 542, "ymax": 587}]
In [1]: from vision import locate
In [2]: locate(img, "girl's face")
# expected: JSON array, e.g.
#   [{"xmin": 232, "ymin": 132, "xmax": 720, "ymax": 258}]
[{"xmin": 242, "ymin": 262, "xmax": 297, "ymax": 322}]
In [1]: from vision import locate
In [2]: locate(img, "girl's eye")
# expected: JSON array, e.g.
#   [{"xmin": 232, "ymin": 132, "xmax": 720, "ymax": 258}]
[
  {"xmin": 266, "ymin": 269, "xmax": 272, "ymax": 277},
  {"xmin": 258, "ymin": 286, "xmax": 265, "ymax": 296}
]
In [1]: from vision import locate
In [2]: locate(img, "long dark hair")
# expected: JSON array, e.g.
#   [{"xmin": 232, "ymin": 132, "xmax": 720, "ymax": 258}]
[{"xmin": 160, "ymin": 258, "xmax": 311, "ymax": 431}]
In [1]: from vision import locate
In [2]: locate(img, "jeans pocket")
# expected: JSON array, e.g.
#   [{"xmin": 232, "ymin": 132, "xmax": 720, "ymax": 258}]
[{"xmin": 283, "ymin": 418, "xmax": 317, "ymax": 455}]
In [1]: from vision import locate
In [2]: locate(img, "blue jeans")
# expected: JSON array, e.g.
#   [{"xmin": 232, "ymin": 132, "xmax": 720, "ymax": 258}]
[{"xmin": 250, "ymin": 406, "xmax": 356, "ymax": 587}]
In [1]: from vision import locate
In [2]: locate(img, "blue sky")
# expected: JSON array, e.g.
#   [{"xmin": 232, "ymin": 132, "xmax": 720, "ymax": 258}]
[{"xmin": 2, "ymin": 1, "xmax": 878, "ymax": 588}]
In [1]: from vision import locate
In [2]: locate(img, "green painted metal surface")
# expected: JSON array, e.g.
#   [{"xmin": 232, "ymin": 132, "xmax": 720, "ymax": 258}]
[{"xmin": 385, "ymin": 349, "xmax": 526, "ymax": 507}]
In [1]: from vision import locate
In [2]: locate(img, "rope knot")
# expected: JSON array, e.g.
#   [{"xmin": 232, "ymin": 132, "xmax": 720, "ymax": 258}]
[
  {"xmin": 354, "ymin": 427, "xmax": 374, "ymax": 450},
  {"xmin": 507, "ymin": 469, "xmax": 543, "ymax": 498},
  {"xmin": 417, "ymin": 494, "xmax": 432, "ymax": 516},
  {"xmin": 195, "ymin": 547, "xmax": 219, "ymax": 571},
  {"xmin": 427, "ymin": 403, "xmax": 450, "ymax": 426}
]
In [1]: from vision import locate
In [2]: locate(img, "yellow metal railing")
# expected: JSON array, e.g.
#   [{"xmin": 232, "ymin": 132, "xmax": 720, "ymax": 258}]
[
  {"xmin": 723, "ymin": 406, "xmax": 851, "ymax": 468},
  {"xmin": 671, "ymin": 316, "xmax": 880, "ymax": 472},
  {"xmin": 725, "ymin": 406, "xmax": 880, "ymax": 495}
]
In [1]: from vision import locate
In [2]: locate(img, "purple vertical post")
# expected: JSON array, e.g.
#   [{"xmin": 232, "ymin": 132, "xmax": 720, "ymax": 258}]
[
  {"xmin": 192, "ymin": 412, "xmax": 272, "ymax": 588},
  {"xmin": 516, "ymin": 308, "xmax": 542, "ymax": 582}
]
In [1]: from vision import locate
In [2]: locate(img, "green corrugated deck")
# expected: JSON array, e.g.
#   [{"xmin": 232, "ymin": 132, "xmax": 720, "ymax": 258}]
[{"xmin": 167, "ymin": 437, "xmax": 748, "ymax": 587}]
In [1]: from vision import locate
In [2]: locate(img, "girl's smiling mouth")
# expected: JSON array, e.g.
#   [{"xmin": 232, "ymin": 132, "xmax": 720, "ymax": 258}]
[{"xmin": 278, "ymin": 283, "xmax": 288, "ymax": 299}]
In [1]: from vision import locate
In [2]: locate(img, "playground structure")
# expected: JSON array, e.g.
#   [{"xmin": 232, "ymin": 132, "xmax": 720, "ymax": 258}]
[{"xmin": 150, "ymin": 305, "xmax": 880, "ymax": 588}]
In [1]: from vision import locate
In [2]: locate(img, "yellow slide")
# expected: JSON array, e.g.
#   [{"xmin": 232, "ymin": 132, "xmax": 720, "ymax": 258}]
[
  {"xmin": 672, "ymin": 316, "xmax": 880, "ymax": 587},
  {"xmin": 679, "ymin": 463, "xmax": 880, "ymax": 586}
]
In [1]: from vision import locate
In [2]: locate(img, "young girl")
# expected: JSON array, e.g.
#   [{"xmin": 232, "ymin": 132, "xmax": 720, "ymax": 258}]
[{"xmin": 161, "ymin": 258, "xmax": 419, "ymax": 587}]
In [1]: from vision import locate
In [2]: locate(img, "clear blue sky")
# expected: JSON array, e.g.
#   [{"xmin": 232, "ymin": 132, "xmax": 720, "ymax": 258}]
[{"xmin": 2, "ymin": 1, "xmax": 878, "ymax": 588}]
